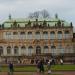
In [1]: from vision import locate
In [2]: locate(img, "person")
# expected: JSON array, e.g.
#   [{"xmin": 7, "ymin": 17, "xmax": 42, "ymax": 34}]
[
  {"xmin": 8, "ymin": 62, "xmax": 14, "ymax": 75},
  {"xmin": 39, "ymin": 60, "xmax": 44, "ymax": 72},
  {"xmin": 37, "ymin": 60, "xmax": 40, "ymax": 72},
  {"xmin": 37, "ymin": 60, "xmax": 44, "ymax": 73},
  {"xmin": 52, "ymin": 58, "xmax": 55, "ymax": 65},
  {"xmin": 60, "ymin": 59, "xmax": 63, "ymax": 65},
  {"xmin": 47, "ymin": 60, "xmax": 52, "ymax": 74}
]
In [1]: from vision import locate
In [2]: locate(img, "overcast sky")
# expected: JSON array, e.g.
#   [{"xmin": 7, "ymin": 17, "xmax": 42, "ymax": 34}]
[{"xmin": 0, "ymin": 0, "xmax": 75, "ymax": 26}]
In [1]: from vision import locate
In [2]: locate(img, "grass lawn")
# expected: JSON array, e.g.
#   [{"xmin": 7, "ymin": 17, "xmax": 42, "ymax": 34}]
[
  {"xmin": 51, "ymin": 64, "xmax": 75, "ymax": 71},
  {"xmin": 0, "ymin": 64, "xmax": 75, "ymax": 72}
]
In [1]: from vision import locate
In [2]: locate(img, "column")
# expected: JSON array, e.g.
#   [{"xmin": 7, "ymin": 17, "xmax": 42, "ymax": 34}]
[
  {"xmin": 41, "ymin": 31, "xmax": 43, "ymax": 39},
  {"xmin": 11, "ymin": 46, "xmax": 14, "ymax": 56},
  {"xmin": 41, "ymin": 46, "xmax": 43, "ymax": 54},
  {"xmin": 26, "ymin": 46, "xmax": 28, "ymax": 56},
  {"xmin": 48, "ymin": 45, "xmax": 50, "ymax": 53},
  {"xmin": 32, "ymin": 31, "xmax": 35, "ymax": 39},
  {"xmin": 3, "ymin": 46, "xmax": 7, "ymax": 56},
  {"xmin": 33, "ymin": 46, "xmax": 36, "ymax": 54},
  {"xmin": 18, "ymin": 46, "xmax": 21, "ymax": 56},
  {"xmin": 26, "ymin": 32, "xmax": 27, "ymax": 40}
]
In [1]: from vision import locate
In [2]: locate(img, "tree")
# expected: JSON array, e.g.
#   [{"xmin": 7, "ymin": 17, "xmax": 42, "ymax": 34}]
[
  {"xmin": 28, "ymin": 11, "xmax": 39, "ymax": 19},
  {"xmin": 28, "ymin": 13, "xmax": 34, "ymax": 18},
  {"xmin": 33, "ymin": 11, "xmax": 39, "ymax": 18},
  {"xmin": 28, "ymin": 9, "xmax": 50, "ymax": 19},
  {"xmin": 41, "ymin": 9, "xmax": 49, "ymax": 18}
]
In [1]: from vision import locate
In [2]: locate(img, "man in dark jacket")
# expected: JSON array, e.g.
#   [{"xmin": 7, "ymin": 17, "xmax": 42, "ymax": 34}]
[
  {"xmin": 39, "ymin": 60, "xmax": 44, "ymax": 72},
  {"xmin": 37, "ymin": 60, "xmax": 44, "ymax": 73},
  {"xmin": 8, "ymin": 62, "xmax": 14, "ymax": 75}
]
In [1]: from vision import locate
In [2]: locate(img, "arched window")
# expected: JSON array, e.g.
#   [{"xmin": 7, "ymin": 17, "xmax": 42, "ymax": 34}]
[
  {"xmin": 0, "ymin": 46, "xmax": 3, "ymax": 55},
  {"xmin": 20, "ymin": 32, "xmax": 25, "ymax": 35},
  {"xmin": 21, "ymin": 46, "xmax": 26, "ymax": 49},
  {"xmin": 50, "ymin": 31, "xmax": 55, "ymax": 39},
  {"xmin": 44, "ymin": 46, "xmax": 49, "ymax": 53},
  {"xmin": 20, "ymin": 32, "xmax": 26, "ymax": 39},
  {"xmin": 51, "ymin": 46, "xmax": 56, "ymax": 48},
  {"xmin": 64, "ymin": 31, "xmax": 70, "ymax": 39},
  {"xmin": 13, "ymin": 32, "xmax": 18, "ymax": 39},
  {"xmin": 43, "ymin": 31, "xmax": 48, "ymax": 34},
  {"xmin": 57, "ymin": 31, "xmax": 62, "ymax": 39},
  {"xmin": 35, "ymin": 32, "xmax": 41, "ymax": 39},
  {"xmin": 5, "ymin": 32, "xmax": 12, "ymax": 39},
  {"xmin": 57, "ymin": 43, "xmax": 64, "ymax": 54},
  {"xmin": 14, "ymin": 46, "xmax": 18, "ymax": 54},
  {"xmin": 65, "ymin": 44, "xmax": 72, "ymax": 53},
  {"xmin": 65, "ymin": 31, "xmax": 69, "ymax": 34},
  {"xmin": 36, "ymin": 46, "xmax": 41, "ymax": 54},
  {"xmin": 51, "ymin": 45, "xmax": 56, "ymax": 55},
  {"xmin": 43, "ymin": 31, "xmax": 48, "ymax": 39},
  {"xmin": 21, "ymin": 46, "xmax": 26, "ymax": 55},
  {"xmin": 28, "ymin": 32, "xmax": 32, "ymax": 34},
  {"xmin": 27, "ymin": 31, "xmax": 32, "ymax": 39},
  {"xmin": 28, "ymin": 46, "xmax": 33, "ymax": 49},
  {"xmin": 7, "ymin": 46, "xmax": 11, "ymax": 54},
  {"xmin": 28, "ymin": 46, "xmax": 33, "ymax": 55},
  {"xmin": 13, "ymin": 32, "xmax": 18, "ymax": 35}
]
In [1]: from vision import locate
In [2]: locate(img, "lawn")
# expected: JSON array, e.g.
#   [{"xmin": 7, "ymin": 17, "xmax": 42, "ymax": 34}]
[
  {"xmin": 0, "ymin": 64, "xmax": 75, "ymax": 72},
  {"xmin": 51, "ymin": 64, "xmax": 75, "ymax": 71}
]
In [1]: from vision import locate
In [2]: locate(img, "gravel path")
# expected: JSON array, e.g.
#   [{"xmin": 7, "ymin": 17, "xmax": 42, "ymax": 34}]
[{"xmin": 0, "ymin": 71, "xmax": 75, "ymax": 75}]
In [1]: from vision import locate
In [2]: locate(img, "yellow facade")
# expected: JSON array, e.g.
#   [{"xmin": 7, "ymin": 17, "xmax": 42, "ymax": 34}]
[{"xmin": 0, "ymin": 17, "xmax": 74, "ymax": 64}]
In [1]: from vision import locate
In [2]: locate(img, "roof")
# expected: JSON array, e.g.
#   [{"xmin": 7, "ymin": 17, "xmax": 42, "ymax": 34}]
[{"xmin": 3, "ymin": 17, "xmax": 71, "ymax": 28}]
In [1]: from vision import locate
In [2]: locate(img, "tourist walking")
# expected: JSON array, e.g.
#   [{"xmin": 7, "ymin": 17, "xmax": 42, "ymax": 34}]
[
  {"xmin": 37, "ymin": 60, "xmax": 44, "ymax": 73},
  {"xmin": 60, "ymin": 59, "xmax": 63, "ymax": 65},
  {"xmin": 8, "ymin": 62, "xmax": 14, "ymax": 75},
  {"xmin": 39, "ymin": 60, "xmax": 44, "ymax": 72},
  {"xmin": 47, "ymin": 60, "xmax": 52, "ymax": 74},
  {"xmin": 37, "ymin": 60, "xmax": 40, "ymax": 72}
]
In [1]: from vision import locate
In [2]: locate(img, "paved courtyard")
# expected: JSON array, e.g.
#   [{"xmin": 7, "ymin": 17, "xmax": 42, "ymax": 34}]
[{"xmin": 0, "ymin": 71, "xmax": 75, "ymax": 75}]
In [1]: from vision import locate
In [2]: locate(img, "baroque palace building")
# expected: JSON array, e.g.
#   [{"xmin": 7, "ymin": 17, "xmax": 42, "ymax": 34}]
[{"xmin": 0, "ymin": 15, "xmax": 75, "ymax": 64}]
